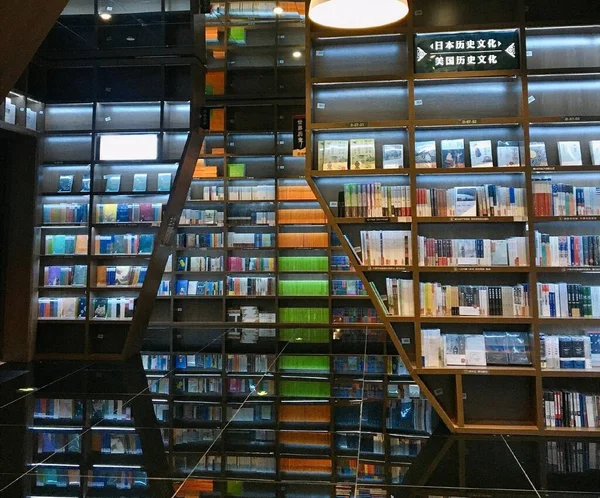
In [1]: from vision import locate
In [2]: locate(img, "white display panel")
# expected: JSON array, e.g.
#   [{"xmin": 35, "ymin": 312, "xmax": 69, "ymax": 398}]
[{"xmin": 99, "ymin": 134, "xmax": 159, "ymax": 161}]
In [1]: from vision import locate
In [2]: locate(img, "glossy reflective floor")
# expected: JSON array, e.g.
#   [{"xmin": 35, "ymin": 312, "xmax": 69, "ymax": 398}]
[{"xmin": 1, "ymin": 361, "xmax": 599, "ymax": 498}]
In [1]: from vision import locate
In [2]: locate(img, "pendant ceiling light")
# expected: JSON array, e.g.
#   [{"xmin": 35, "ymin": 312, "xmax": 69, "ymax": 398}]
[{"xmin": 309, "ymin": 0, "xmax": 409, "ymax": 29}]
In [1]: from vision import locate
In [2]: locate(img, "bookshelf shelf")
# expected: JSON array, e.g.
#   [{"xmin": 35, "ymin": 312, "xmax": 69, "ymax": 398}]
[
  {"xmin": 416, "ymin": 217, "xmax": 528, "ymax": 224},
  {"xmin": 419, "ymin": 266, "xmax": 530, "ymax": 273},
  {"xmin": 415, "ymin": 167, "xmax": 527, "ymax": 175},
  {"xmin": 415, "ymin": 367, "xmax": 537, "ymax": 376},
  {"xmin": 419, "ymin": 316, "xmax": 533, "ymax": 324},
  {"xmin": 541, "ymin": 369, "xmax": 600, "ymax": 378}
]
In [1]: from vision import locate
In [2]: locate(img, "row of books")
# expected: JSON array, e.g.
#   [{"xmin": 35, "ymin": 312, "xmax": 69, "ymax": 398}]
[
  {"xmin": 189, "ymin": 185, "xmax": 224, "ymax": 201},
  {"xmin": 229, "ymin": 404, "xmax": 273, "ymax": 423},
  {"xmin": 176, "ymin": 255, "xmax": 224, "ymax": 272},
  {"xmin": 175, "ymin": 280, "xmax": 224, "ymax": 296},
  {"xmin": 317, "ymin": 139, "xmax": 402, "ymax": 171},
  {"xmin": 331, "ymin": 255, "xmax": 353, "ymax": 271},
  {"xmin": 279, "ymin": 232, "xmax": 329, "ymax": 248},
  {"xmin": 333, "ymin": 307, "xmax": 381, "ymax": 323},
  {"xmin": 228, "ymin": 185, "xmax": 275, "ymax": 201},
  {"xmin": 179, "ymin": 208, "xmax": 224, "ymax": 225},
  {"xmin": 278, "ymin": 184, "xmax": 316, "ymax": 200},
  {"xmin": 417, "ymin": 236, "xmax": 528, "ymax": 267},
  {"xmin": 420, "ymin": 283, "xmax": 531, "ymax": 317},
  {"xmin": 377, "ymin": 278, "xmax": 414, "ymax": 317},
  {"xmin": 173, "ymin": 428, "xmax": 218, "ymax": 446},
  {"xmin": 228, "ymin": 232, "xmax": 276, "ymax": 248},
  {"xmin": 227, "ymin": 276, "xmax": 276, "ymax": 296},
  {"xmin": 99, "ymin": 172, "xmax": 172, "ymax": 193},
  {"xmin": 278, "ymin": 208, "xmax": 328, "ymax": 224},
  {"xmin": 226, "ymin": 456, "xmax": 276, "ymax": 472},
  {"xmin": 337, "ymin": 433, "xmax": 385, "ymax": 454},
  {"xmin": 228, "ymin": 256, "xmax": 275, "ymax": 271},
  {"xmin": 176, "ymin": 233, "xmax": 224, "ymax": 248},
  {"xmin": 140, "ymin": 354, "xmax": 169, "ymax": 371},
  {"xmin": 546, "ymin": 441, "xmax": 600, "ymax": 474},
  {"xmin": 95, "ymin": 233, "xmax": 155, "ymax": 254},
  {"xmin": 35, "ymin": 468, "xmax": 80, "ymax": 488},
  {"xmin": 415, "ymin": 139, "xmax": 521, "ymax": 168},
  {"xmin": 421, "ymin": 330, "xmax": 532, "ymax": 367},
  {"xmin": 341, "ymin": 184, "xmax": 411, "ymax": 218},
  {"xmin": 279, "ymin": 279, "xmax": 329, "ymax": 296},
  {"xmin": 228, "ymin": 210, "xmax": 275, "ymax": 226},
  {"xmin": 280, "ymin": 307, "xmax": 330, "ymax": 323},
  {"xmin": 37, "ymin": 432, "xmax": 80, "ymax": 454},
  {"xmin": 541, "ymin": 334, "xmax": 600, "ymax": 370},
  {"xmin": 95, "ymin": 203, "xmax": 162, "ymax": 223},
  {"xmin": 91, "ymin": 297, "xmax": 135, "ymax": 319},
  {"xmin": 227, "ymin": 306, "xmax": 276, "ymax": 323},
  {"xmin": 34, "ymin": 398, "xmax": 83, "ymax": 420},
  {"xmin": 228, "ymin": 354, "xmax": 273, "ymax": 373},
  {"xmin": 530, "ymin": 140, "xmax": 600, "ymax": 167},
  {"xmin": 173, "ymin": 403, "xmax": 221, "ymax": 422},
  {"xmin": 175, "ymin": 354, "xmax": 223, "ymax": 370},
  {"xmin": 44, "ymin": 265, "xmax": 87, "ymax": 286},
  {"xmin": 535, "ymin": 232, "xmax": 600, "ymax": 267},
  {"xmin": 96, "ymin": 265, "xmax": 146, "ymax": 286},
  {"xmin": 228, "ymin": 327, "xmax": 276, "ymax": 343},
  {"xmin": 88, "ymin": 470, "xmax": 147, "ymax": 489},
  {"xmin": 331, "ymin": 279, "xmax": 367, "ymax": 296},
  {"xmin": 360, "ymin": 230, "xmax": 412, "ymax": 266},
  {"xmin": 39, "ymin": 297, "xmax": 86, "ymax": 319},
  {"xmin": 91, "ymin": 399, "xmax": 132, "ymax": 421},
  {"xmin": 44, "ymin": 234, "xmax": 88, "ymax": 255},
  {"xmin": 415, "ymin": 185, "xmax": 526, "ymax": 218},
  {"xmin": 91, "ymin": 433, "xmax": 142, "ymax": 454},
  {"xmin": 543, "ymin": 390, "xmax": 600, "ymax": 428},
  {"xmin": 42, "ymin": 203, "xmax": 88, "ymax": 224},
  {"xmin": 336, "ymin": 485, "xmax": 386, "ymax": 498},
  {"xmin": 279, "ymin": 256, "xmax": 328, "ymax": 272},
  {"xmin": 175, "ymin": 377, "xmax": 222, "ymax": 394},
  {"xmin": 537, "ymin": 283, "xmax": 600, "ymax": 318},
  {"xmin": 532, "ymin": 181, "xmax": 600, "ymax": 216},
  {"xmin": 148, "ymin": 377, "xmax": 169, "ymax": 394},
  {"xmin": 387, "ymin": 398, "xmax": 434, "ymax": 434},
  {"xmin": 228, "ymin": 378, "xmax": 275, "ymax": 395}
]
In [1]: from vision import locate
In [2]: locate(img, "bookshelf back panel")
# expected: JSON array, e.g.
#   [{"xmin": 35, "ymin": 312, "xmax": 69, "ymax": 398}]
[
  {"xmin": 412, "ymin": 0, "xmax": 520, "ymax": 27},
  {"xmin": 526, "ymin": 30, "xmax": 600, "ymax": 71},
  {"xmin": 528, "ymin": 77, "xmax": 600, "ymax": 118}
]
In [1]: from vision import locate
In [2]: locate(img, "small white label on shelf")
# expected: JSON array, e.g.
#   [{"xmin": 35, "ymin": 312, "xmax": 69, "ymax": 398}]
[
  {"xmin": 97, "ymin": 334, "xmax": 104, "ymax": 339},
  {"xmin": 316, "ymin": 103, "xmax": 325, "ymax": 109},
  {"xmin": 526, "ymin": 51, "xmax": 533, "ymax": 57},
  {"xmin": 415, "ymin": 9, "xmax": 423, "ymax": 15},
  {"xmin": 434, "ymin": 388, "xmax": 443, "ymax": 396},
  {"xmin": 463, "ymin": 393, "xmax": 467, "ymax": 399},
  {"xmin": 401, "ymin": 338, "xmax": 411, "ymax": 345},
  {"xmin": 414, "ymin": 99, "xmax": 423, "ymax": 106},
  {"xmin": 528, "ymin": 95, "xmax": 536, "ymax": 103},
  {"xmin": 329, "ymin": 201, "xmax": 338, "ymax": 208},
  {"xmin": 105, "ymin": 116, "xmax": 111, "ymax": 122},
  {"xmin": 315, "ymin": 50, "xmax": 324, "ymax": 57},
  {"xmin": 279, "ymin": 59, "xmax": 285, "ymax": 64},
  {"xmin": 279, "ymin": 165, "xmax": 285, "ymax": 169}
]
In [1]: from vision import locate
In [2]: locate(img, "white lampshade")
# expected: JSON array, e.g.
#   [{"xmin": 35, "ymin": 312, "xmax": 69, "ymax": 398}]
[{"xmin": 309, "ymin": 0, "xmax": 409, "ymax": 29}]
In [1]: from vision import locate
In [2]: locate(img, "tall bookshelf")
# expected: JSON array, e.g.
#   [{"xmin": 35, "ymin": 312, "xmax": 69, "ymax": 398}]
[{"xmin": 306, "ymin": 0, "xmax": 600, "ymax": 436}]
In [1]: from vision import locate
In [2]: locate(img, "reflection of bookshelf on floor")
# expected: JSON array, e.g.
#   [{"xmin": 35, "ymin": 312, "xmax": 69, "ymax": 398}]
[
  {"xmin": 543, "ymin": 390, "xmax": 600, "ymax": 428},
  {"xmin": 34, "ymin": 398, "xmax": 83, "ymax": 420}
]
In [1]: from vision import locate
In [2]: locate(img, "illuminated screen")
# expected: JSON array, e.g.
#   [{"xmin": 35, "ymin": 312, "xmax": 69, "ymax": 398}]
[{"xmin": 99, "ymin": 134, "xmax": 158, "ymax": 161}]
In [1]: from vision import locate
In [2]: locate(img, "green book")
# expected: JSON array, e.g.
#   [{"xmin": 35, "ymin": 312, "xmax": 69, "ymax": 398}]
[
  {"xmin": 228, "ymin": 27, "xmax": 246, "ymax": 44},
  {"xmin": 228, "ymin": 163, "xmax": 246, "ymax": 178},
  {"xmin": 157, "ymin": 173, "xmax": 172, "ymax": 192}
]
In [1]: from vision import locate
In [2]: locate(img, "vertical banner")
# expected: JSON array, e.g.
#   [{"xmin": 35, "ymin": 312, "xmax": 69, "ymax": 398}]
[{"xmin": 293, "ymin": 114, "xmax": 307, "ymax": 157}]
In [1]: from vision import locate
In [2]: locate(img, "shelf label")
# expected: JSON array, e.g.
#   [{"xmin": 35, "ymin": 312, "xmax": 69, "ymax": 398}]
[
  {"xmin": 558, "ymin": 216, "xmax": 599, "ymax": 221},
  {"xmin": 414, "ymin": 9, "xmax": 423, "ymax": 15},
  {"xmin": 453, "ymin": 267, "xmax": 492, "ymax": 272},
  {"xmin": 562, "ymin": 116, "xmax": 582, "ymax": 122},
  {"xmin": 434, "ymin": 388, "xmax": 444, "ymax": 396},
  {"xmin": 561, "ymin": 267, "xmax": 600, "ymax": 273},
  {"xmin": 401, "ymin": 338, "xmax": 411, "ymax": 345},
  {"xmin": 466, "ymin": 370, "xmax": 489, "ymax": 375},
  {"xmin": 315, "ymin": 50, "xmax": 324, "ymax": 57},
  {"xmin": 97, "ymin": 334, "xmax": 104, "ymax": 339},
  {"xmin": 528, "ymin": 95, "xmax": 536, "ymax": 104},
  {"xmin": 526, "ymin": 50, "xmax": 533, "ymax": 57},
  {"xmin": 347, "ymin": 121, "xmax": 368, "ymax": 128},
  {"xmin": 369, "ymin": 266, "xmax": 408, "ymax": 271},
  {"xmin": 316, "ymin": 103, "xmax": 326, "ymax": 109},
  {"xmin": 366, "ymin": 217, "xmax": 391, "ymax": 223},
  {"xmin": 329, "ymin": 201, "xmax": 338, "ymax": 208},
  {"xmin": 415, "ymin": 30, "xmax": 520, "ymax": 74},
  {"xmin": 457, "ymin": 118, "xmax": 479, "ymax": 125},
  {"xmin": 414, "ymin": 99, "xmax": 423, "ymax": 106},
  {"xmin": 450, "ymin": 217, "xmax": 488, "ymax": 222}
]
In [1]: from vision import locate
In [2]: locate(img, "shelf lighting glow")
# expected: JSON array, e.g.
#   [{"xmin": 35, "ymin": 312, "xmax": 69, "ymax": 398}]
[
  {"xmin": 99, "ymin": 134, "xmax": 158, "ymax": 161},
  {"xmin": 309, "ymin": 0, "xmax": 408, "ymax": 29}
]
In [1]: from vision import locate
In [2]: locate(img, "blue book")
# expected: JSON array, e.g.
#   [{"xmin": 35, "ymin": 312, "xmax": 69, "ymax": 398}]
[
  {"xmin": 175, "ymin": 355, "xmax": 187, "ymax": 369},
  {"xmin": 549, "ymin": 292, "xmax": 556, "ymax": 317},
  {"xmin": 139, "ymin": 267, "xmax": 147, "ymax": 284},
  {"xmin": 117, "ymin": 204, "xmax": 130, "ymax": 222},
  {"xmin": 139, "ymin": 234, "xmax": 154, "ymax": 254},
  {"xmin": 53, "ymin": 235, "xmax": 66, "ymax": 254},
  {"xmin": 176, "ymin": 280, "xmax": 188, "ymax": 295},
  {"xmin": 571, "ymin": 336, "xmax": 586, "ymax": 369},
  {"xmin": 177, "ymin": 256, "xmax": 188, "ymax": 271},
  {"xmin": 559, "ymin": 336, "xmax": 574, "ymax": 369},
  {"xmin": 77, "ymin": 297, "xmax": 87, "ymax": 318}
]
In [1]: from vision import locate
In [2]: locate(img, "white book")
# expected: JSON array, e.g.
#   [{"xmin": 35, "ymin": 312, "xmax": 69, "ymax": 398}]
[
  {"xmin": 469, "ymin": 140, "xmax": 494, "ymax": 168},
  {"xmin": 454, "ymin": 187, "xmax": 477, "ymax": 217},
  {"xmin": 350, "ymin": 139, "xmax": 376, "ymax": 170},
  {"xmin": 321, "ymin": 140, "xmax": 348, "ymax": 171},
  {"xmin": 4, "ymin": 97, "xmax": 16, "ymax": 124},
  {"xmin": 456, "ymin": 239, "xmax": 477, "ymax": 266},
  {"xmin": 443, "ymin": 334, "xmax": 467, "ymax": 366},
  {"xmin": 26, "ymin": 108, "xmax": 37, "ymax": 130},
  {"xmin": 382, "ymin": 144, "xmax": 404, "ymax": 169},
  {"xmin": 415, "ymin": 141, "xmax": 437, "ymax": 168},
  {"xmin": 590, "ymin": 141, "xmax": 600, "ymax": 166},
  {"xmin": 497, "ymin": 141, "xmax": 521, "ymax": 167},
  {"xmin": 465, "ymin": 335, "xmax": 487, "ymax": 366},
  {"xmin": 557, "ymin": 141, "xmax": 583, "ymax": 166}
]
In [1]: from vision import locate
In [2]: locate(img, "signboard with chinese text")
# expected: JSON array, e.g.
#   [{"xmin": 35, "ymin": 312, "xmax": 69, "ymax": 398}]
[
  {"xmin": 415, "ymin": 30, "xmax": 520, "ymax": 73},
  {"xmin": 293, "ymin": 115, "xmax": 306, "ymax": 157}
]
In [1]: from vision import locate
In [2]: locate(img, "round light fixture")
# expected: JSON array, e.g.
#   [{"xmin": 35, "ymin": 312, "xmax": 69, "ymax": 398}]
[
  {"xmin": 273, "ymin": 6, "xmax": 284, "ymax": 15},
  {"xmin": 309, "ymin": 0, "xmax": 409, "ymax": 29},
  {"xmin": 99, "ymin": 12, "xmax": 112, "ymax": 20},
  {"xmin": 292, "ymin": 50, "xmax": 302, "ymax": 58}
]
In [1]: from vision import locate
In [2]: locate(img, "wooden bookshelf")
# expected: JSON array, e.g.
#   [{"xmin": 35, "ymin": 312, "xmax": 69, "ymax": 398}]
[{"xmin": 305, "ymin": 2, "xmax": 600, "ymax": 437}]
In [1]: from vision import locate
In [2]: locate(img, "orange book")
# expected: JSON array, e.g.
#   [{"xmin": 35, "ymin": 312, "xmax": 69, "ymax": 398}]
[
  {"xmin": 205, "ymin": 71, "xmax": 224, "ymax": 96},
  {"xmin": 96, "ymin": 267, "xmax": 107, "ymax": 286},
  {"xmin": 205, "ymin": 27, "xmax": 219, "ymax": 43},
  {"xmin": 75, "ymin": 234, "xmax": 88, "ymax": 254},
  {"xmin": 210, "ymin": 109, "xmax": 225, "ymax": 132}
]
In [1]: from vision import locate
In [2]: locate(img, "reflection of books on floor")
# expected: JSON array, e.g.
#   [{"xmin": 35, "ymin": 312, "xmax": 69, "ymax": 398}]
[
  {"xmin": 530, "ymin": 142, "xmax": 548, "ymax": 167},
  {"xmin": 441, "ymin": 139, "xmax": 465, "ymax": 168},
  {"xmin": 469, "ymin": 140, "xmax": 493, "ymax": 168},
  {"xmin": 497, "ymin": 141, "xmax": 521, "ymax": 167},
  {"xmin": 110, "ymin": 435, "xmax": 126, "ymax": 454},
  {"xmin": 382, "ymin": 144, "xmax": 404, "ymax": 169},
  {"xmin": 415, "ymin": 141, "xmax": 436, "ymax": 168},
  {"xmin": 557, "ymin": 141, "xmax": 583, "ymax": 166},
  {"xmin": 454, "ymin": 187, "xmax": 477, "ymax": 217}
]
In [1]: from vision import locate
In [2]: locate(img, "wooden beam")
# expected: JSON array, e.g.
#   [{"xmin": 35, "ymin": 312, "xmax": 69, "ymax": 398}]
[{"xmin": 0, "ymin": 0, "xmax": 69, "ymax": 98}]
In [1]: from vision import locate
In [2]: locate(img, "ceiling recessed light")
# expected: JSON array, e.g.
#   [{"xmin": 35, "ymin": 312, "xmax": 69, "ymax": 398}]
[
  {"xmin": 100, "ymin": 12, "xmax": 112, "ymax": 20},
  {"xmin": 18, "ymin": 387, "xmax": 36, "ymax": 393},
  {"xmin": 309, "ymin": 0, "xmax": 409, "ymax": 29},
  {"xmin": 273, "ymin": 6, "xmax": 284, "ymax": 15},
  {"xmin": 126, "ymin": 36, "xmax": 136, "ymax": 41},
  {"xmin": 292, "ymin": 51, "xmax": 302, "ymax": 58}
]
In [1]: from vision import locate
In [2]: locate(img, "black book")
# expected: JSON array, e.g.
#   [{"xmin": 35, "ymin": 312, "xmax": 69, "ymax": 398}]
[{"xmin": 338, "ymin": 191, "xmax": 345, "ymax": 218}]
